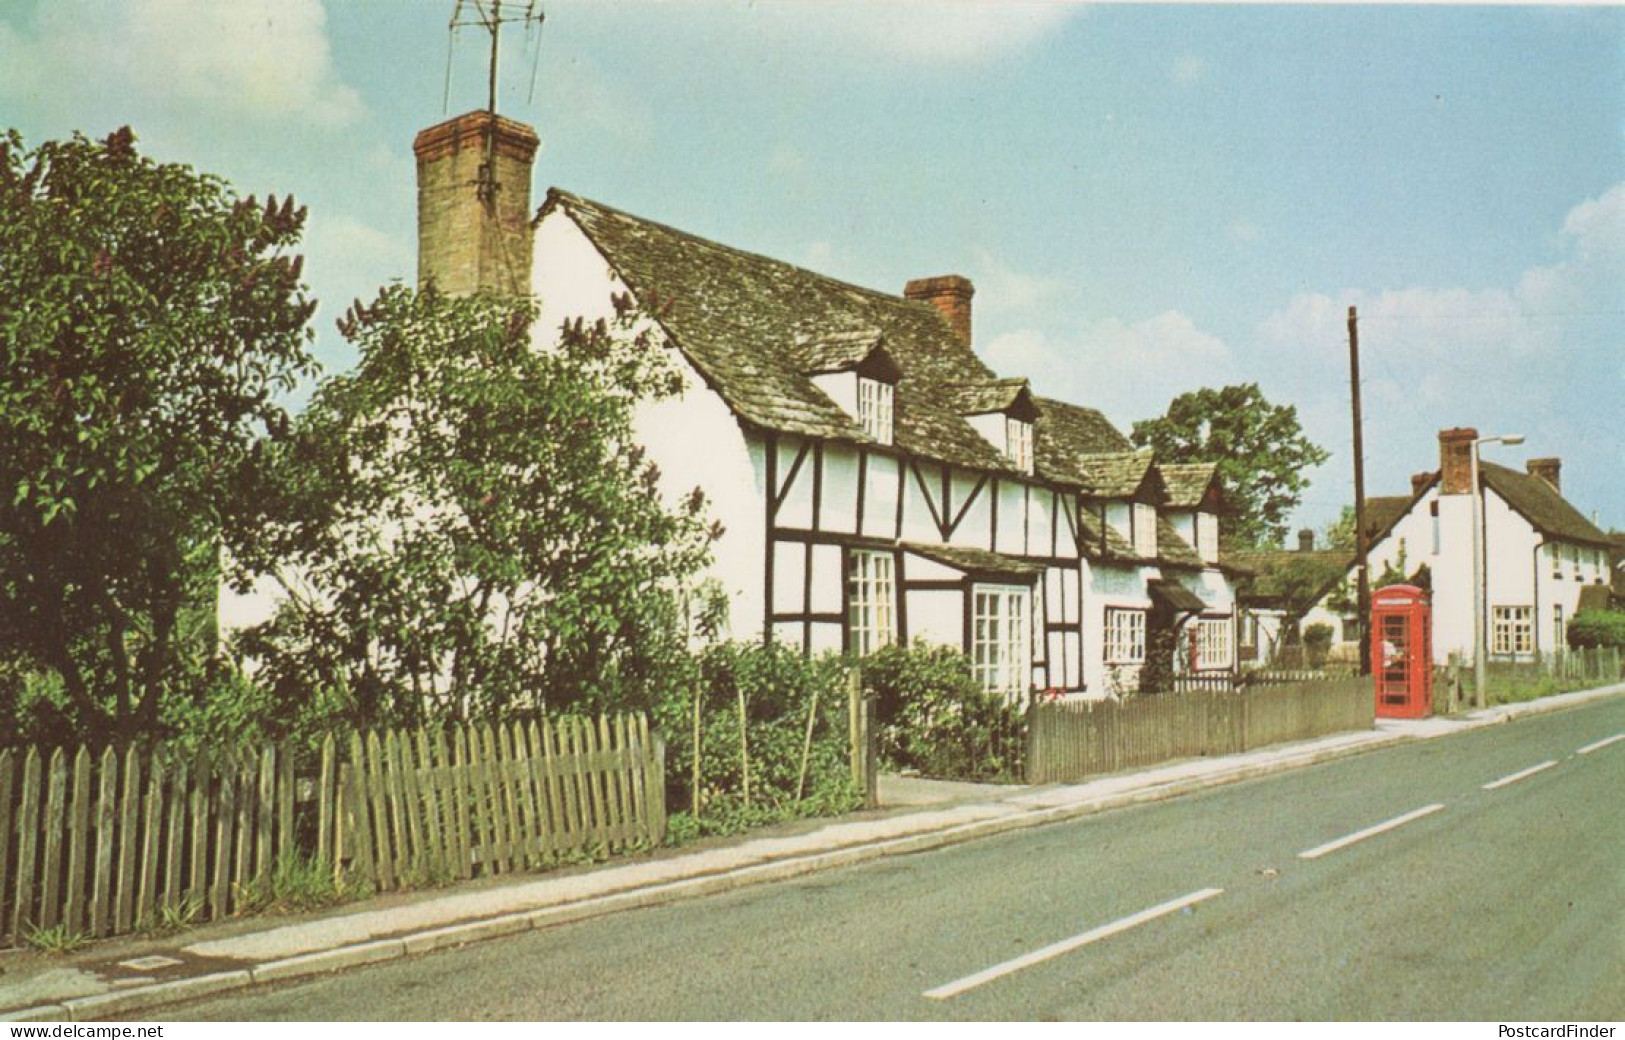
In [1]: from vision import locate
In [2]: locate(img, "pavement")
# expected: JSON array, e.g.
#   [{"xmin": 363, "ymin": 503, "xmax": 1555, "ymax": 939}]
[{"xmin": 2, "ymin": 681, "xmax": 1620, "ymax": 1022}]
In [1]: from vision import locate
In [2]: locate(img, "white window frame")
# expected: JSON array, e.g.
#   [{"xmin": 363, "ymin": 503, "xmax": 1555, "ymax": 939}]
[
  {"xmin": 1005, "ymin": 417, "xmax": 1033, "ymax": 474},
  {"xmin": 1195, "ymin": 617, "xmax": 1233, "ymax": 671},
  {"xmin": 1492, "ymin": 605, "xmax": 1533, "ymax": 656},
  {"xmin": 1552, "ymin": 603, "xmax": 1565, "ymax": 653},
  {"xmin": 857, "ymin": 377, "xmax": 894, "ymax": 446},
  {"xmin": 1105, "ymin": 607, "xmax": 1146, "ymax": 664},
  {"xmin": 846, "ymin": 549, "xmax": 896, "ymax": 657},
  {"xmin": 971, "ymin": 584, "xmax": 1030, "ymax": 698},
  {"xmin": 1196, "ymin": 512, "xmax": 1219, "ymax": 564},
  {"xmin": 1132, "ymin": 502, "xmax": 1158, "ymax": 558}
]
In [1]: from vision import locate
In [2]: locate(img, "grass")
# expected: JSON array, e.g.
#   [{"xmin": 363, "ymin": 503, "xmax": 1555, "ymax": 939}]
[
  {"xmin": 232, "ymin": 851, "xmax": 365, "ymax": 916},
  {"xmin": 24, "ymin": 923, "xmax": 91, "ymax": 956}
]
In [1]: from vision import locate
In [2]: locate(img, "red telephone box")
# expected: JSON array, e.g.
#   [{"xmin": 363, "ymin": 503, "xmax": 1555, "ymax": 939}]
[{"xmin": 1371, "ymin": 584, "xmax": 1432, "ymax": 718}]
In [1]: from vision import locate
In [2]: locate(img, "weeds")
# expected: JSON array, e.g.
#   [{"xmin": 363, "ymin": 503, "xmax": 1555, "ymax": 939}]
[
  {"xmin": 25, "ymin": 923, "xmax": 91, "ymax": 956},
  {"xmin": 233, "ymin": 851, "xmax": 361, "ymax": 916}
]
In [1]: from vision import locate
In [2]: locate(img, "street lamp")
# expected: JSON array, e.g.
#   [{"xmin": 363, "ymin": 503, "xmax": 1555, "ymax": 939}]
[{"xmin": 1471, "ymin": 432, "xmax": 1524, "ymax": 709}]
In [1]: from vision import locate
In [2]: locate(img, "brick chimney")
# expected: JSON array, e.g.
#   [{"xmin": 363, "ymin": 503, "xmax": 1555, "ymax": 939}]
[
  {"xmin": 1298, "ymin": 529, "xmax": 1315, "ymax": 552},
  {"xmin": 1439, "ymin": 427, "xmax": 1478, "ymax": 495},
  {"xmin": 904, "ymin": 275, "xmax": 974, "ymax": 346},
  {"xmin": 1526, "ymin": 457, "xmax": 1561, "ymax": 493},
  {"xmin": 414, "ymin": 111, "xmax": 540, "ymax": 296},
  {"xmin": 1410, "ymin": 471, "xmax": 1434, "ymax": 497}
]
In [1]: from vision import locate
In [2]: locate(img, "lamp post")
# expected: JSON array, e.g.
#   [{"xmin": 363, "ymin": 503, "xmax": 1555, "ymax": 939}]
[{"xmin": 1471, "ymin": 433, "xmax": 1524, "ymax": 708}]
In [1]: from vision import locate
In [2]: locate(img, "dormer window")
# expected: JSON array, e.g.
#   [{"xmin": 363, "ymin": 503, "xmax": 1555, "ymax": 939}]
[
  {"xmin": 1133, "ymin": 502, "xmax": 1158, "ymax": 557},
  {"xmin": 858, "ymin": 376, "xmax": 894, "ymax": 446},
  {"xmin": 1006, "ymin": 416, "xmax": 1033, "ymax": 474}
]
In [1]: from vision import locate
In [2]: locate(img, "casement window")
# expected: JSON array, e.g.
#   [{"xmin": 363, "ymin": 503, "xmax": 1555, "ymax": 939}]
[
  {"xmin": 1196, "ymin": 513, "xmax": 1219, "ymax": 564},
  {"xmin": 857, "ymin": 377, "xmax": 894, "ymax": 446},
  {"xmin": 1552, "ymin": 604, "xmax": 1565, "ymax": 653},
  {"xmin": 1005, "ymin": 417, "xmax": 1033, "ymax": 474},
  {"xmin": 1551, "ymin": 543, "xmax": 1563, "ymax": 580},
  {"xmin": 846, "ymin": 550, "xmax": 896, "ymax": 656},
  {"xmin": 1105, "ymin": 608, "xmax": 1146, "ymax": 664},
  {"xmin": 971, "ymin": 584, "xmax": 1030, "ymax": 697},
  {"xmin": 1492, "ymin": 606, "xmax": 1533, "ymax": 656},
  {"xmin": 1132, "ymin": 503, "xmax": 1158, "ymax": 558},
  {"xmin": 1195, "ymin": 617, "xmax": 1233, "ymax": 671},
  {"xmin": 1571, "ymin": 544, "xmax": 1581, "ymax": 582}
]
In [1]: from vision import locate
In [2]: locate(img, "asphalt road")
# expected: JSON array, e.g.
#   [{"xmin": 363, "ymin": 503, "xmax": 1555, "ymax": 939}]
[{"xmin": 152, "ymin": 696, "xmax": 1624, "ymax": 1021}]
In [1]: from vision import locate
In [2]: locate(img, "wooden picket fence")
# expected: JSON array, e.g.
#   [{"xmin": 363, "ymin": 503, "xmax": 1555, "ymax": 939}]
[
  {"xmin": 1027, "ymin": 675, "xmax": 1372, "ymax": 784},
  {"xmin": 0, "ymin": 713, "xmax": 664, "ymax": 949},
  {"xmin": 0, "ymin": 743, "xmax": 302, "ymax": 947},
  {"xmin": 342, "ymin": 715, "xmax": 664, "ymax": 888}
]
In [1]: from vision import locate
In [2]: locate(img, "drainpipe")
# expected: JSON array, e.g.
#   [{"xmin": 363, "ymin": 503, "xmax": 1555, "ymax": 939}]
[{"xmin": 1531, "ymin": 536, "xmax": 1547, "ymax": 661}]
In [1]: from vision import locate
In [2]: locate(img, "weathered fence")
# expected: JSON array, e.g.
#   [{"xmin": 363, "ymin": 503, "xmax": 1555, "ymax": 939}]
[
  {"xmin": 1433, "ymin": 645, "xmax": 1624, "ymax": 712},
  {"xmin": 0, "ymin": 713, "xmax": 663, "ymax": 949},
  {"xmin": 0, "ymin": 743, "xmax": 302, "ymax": 947},
  {"xmin": 344, "ymin": 716, "xmax": 664, "ymax": 887},
  {"xmin": 1027, "ymin": 675, "xmax": 1372, "ymax": 785}
]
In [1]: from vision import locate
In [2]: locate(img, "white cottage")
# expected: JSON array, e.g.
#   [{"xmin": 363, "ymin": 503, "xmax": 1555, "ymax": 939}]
[
  {"xmin": 226, "ymin": 110, "xmax": 1245, "ymax": 700},
  {"xmin": 1297, "ymin": 428, "xmax": 1615, "ymax": 665}
]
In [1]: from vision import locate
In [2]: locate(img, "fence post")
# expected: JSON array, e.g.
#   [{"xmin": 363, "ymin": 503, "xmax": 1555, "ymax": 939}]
[
  {"xmin": 846, "ymin": 667, "xmax": 866, "ymax": 801},
  {"xmin": 690, "ymin": 682, "xmax": 703, "ymax": 819},
  {"xmin": 648, "ymin": 731, "xmax": 668, "ymax": 846}
]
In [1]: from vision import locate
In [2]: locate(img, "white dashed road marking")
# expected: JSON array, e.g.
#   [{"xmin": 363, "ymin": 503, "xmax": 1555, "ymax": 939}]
[
  {"xmin": 1577, "ymin": 733, "xmax": 1624, "ymax": 755},
  {"xmin": 1482, "ymin": 760, "xmax": 1559, "ymax": 791},
  {"xmin": 1297, "ymin": 804, "xmax": 1446, "ymax": 861},
  {"xmin": 923, "ymin": 888, "xmax": 1224, "ymax": 1000}
]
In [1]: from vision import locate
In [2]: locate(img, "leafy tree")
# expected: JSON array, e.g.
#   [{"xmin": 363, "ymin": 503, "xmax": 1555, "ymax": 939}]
[
  {"xmin": 235, "ymin": 286, "xmax": 718, "ymax": 725},
  {"xmin": 1131, "ymin": 383, "xmax": 1329, "ymax": 549},
  {"xmin": 1320, "ymin": 506, "xmax": 1357, "ymax": 551},
  {"xmin": 0, "ymin": 127, "xmax": 317, "ymax": 735}
]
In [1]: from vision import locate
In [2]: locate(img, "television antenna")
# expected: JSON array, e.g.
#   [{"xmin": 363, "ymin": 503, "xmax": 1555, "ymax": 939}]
[{"xmin": 442, "ymin": 1, "xmax": 547, "ymax": 202}]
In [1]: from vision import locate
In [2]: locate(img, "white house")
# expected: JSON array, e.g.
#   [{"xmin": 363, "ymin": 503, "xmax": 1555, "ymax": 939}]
[
  {"xmin": 1299, "ymin": 428, "xmax": 1614, "ymax": 665},
  {"xmin": 224, "ymin": 109, "xmax": 1246, "ymax": 700}
]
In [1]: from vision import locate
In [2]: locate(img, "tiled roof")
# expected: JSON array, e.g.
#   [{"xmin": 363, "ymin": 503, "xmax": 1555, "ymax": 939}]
[
  {"xmin": 1148, "ymin": 578, "xmax": 1207, "ymax": 613},
  {"xmin": 1364, "ymin": 495, "xmax": 1412, "ymax": 542},
  {"xmin": 901, "ymin": 542, "xmax": 1045, "ymax": 580},
  {"xmin": 792, "ymin": 324, "xmax": 885, "ymax": 374},
  {"xmin": 1034, "ymin": 397, "xmax": 1133, "ymax": 488},
  {"xmin": 549, "ymin": 190, "xmax": 1018, "ymax": 474},
  {"xmin": 1577, "ymin": 584, "xmax": 1612, "ymax": 613},
  {"xmin": 1075, "ymin": 450, "xmax": 1157, "ymax": 499},
  {"xmin": 1155, "ymin": 517, "xmax": 1204, "ymax": 571},
  {"xmin": 1481, "ymin": 463, "xmax": 1612, "ymax": 549},
  {"xmin": 1075, "ymin": 506, "xmax": 1143, "ymax": 565},
  {"xmin": 951, "ymin": 378, "xmax": 1035, "ymax": 417},
  {"xmin": 1160, "ymin": 462, "xmax": 1220, "ymax": 509}
]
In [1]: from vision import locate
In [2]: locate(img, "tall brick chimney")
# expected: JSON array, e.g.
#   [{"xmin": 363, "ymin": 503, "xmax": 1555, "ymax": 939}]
[
  {"xmin": 1526, "ymin": 457, "xmax": 1561, "ymax": 493},
  {"xmin": 1411, "ymin": 471, "xmax": 1434, "ymax": 497},
  {"xmin": 904, "ymin": 275, "xmax": 974, "ymax": 346},
  {"xmin": 414, "ymin": 111, "xmax": 540, "ymax": 296},
  {"xmin": 1439, "ymin": 427, "xmax": 1478, "ymax": 495},
  {"xmin": 1297, "ymin": 529, "xmax": 1315, "ymax": 552}
]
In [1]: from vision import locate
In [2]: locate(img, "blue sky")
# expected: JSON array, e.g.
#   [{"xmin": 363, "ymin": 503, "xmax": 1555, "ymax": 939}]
[{"xmin": 3, "ymin": 1, "xmax": 1621, "ymax": 537}]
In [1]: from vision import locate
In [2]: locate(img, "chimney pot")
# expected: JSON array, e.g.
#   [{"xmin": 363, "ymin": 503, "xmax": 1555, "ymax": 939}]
[
  {"xmin": 904, "ymin": 274, "xmax": 974, "ymax": 347},
  {"xmin": 414, "ymin": 110, "xmax": 540, "ymax": 296},
  {"xmin": 1526, "ymin": 457, "xmax": 1562, "ymax": 493},
  {"xmin": 1438, "ymin": 427, "xmax": 1478, "ymax": 495},
  {"xmin": 1298, "ymin": 529, "xmax": 1315, "ymax": 553}
]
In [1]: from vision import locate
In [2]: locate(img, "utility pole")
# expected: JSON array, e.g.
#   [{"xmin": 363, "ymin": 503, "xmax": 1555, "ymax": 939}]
[{"xmin": 1348, "ymin": 306, "xmax": 1371, "ymax": 676}]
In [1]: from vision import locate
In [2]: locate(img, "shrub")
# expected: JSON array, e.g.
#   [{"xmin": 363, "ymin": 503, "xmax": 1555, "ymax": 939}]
[
  {"xmin": 1303, "ymin": 623, "xmax": 1335, "ymax": 668},
  {"xmin": 1567, "ymin": 610, "xmax": 1625, "ymax": 650},
  {"xmin": 862, "ymin": 643, "xmax": 1025, "ymax": 782},
  {"xmin": 653, "ymin": 642, "xmax": 857, "ymax": 839}
]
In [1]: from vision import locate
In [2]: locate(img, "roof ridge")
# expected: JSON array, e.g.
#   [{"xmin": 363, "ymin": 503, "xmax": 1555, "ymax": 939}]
[{"xmin": 547, "ymin": 187, "xmax": 929, "ymax": 310}]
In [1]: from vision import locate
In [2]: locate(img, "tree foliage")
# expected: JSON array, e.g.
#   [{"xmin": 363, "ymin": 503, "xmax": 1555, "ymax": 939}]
[
  {"xmin": 1131, "ymin": 383, "xmax": 1329, "ymax": 549},
  {"xmin": 235, "ymin": 286, "xmax": 718, "ymax": 726},
  {"xmin": 0, "ymin": 127, "xmax": 316, "ymax": 735}
]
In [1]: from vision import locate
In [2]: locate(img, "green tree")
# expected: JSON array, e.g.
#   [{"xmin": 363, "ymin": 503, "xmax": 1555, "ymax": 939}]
[
  {"xmin": 1320, "ymin": 506, "xmax": 1357, "ymax": 551},
  {"xmin": 0, "ymin": 128, "xmax": 316, "ymax": 735},
  {"xmin": 1131, "ymin": 383, "xmax": 1329, "ymax": 548},
  {"xmin": 235, "ymin": 286, "xmax": 718, "ymax": 726}
]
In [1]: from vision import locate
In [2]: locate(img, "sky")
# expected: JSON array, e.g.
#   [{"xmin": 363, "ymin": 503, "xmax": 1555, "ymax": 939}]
[{"xmin": 3, "ymin": 0, "xmax": 1621, "ymax": 538}]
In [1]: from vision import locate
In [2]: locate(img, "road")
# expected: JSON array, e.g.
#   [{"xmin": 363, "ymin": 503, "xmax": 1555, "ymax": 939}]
[{"xmin": 151, "ymin": 696, "xmax": 1624, "ymax": 1020}]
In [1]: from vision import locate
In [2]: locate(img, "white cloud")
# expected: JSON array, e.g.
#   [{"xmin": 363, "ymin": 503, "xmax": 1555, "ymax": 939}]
[
  {"xmin": 971, "ymin": 251, "xmax": 1069, "ymax": 317},
  {"xmin": 984, "ymin": 311, "xmax": 1236, "ymax": 426},
  {"xmin": 1227, "ymin": 221, "xmax": 1261, "ymax": 244},
  {"xmin": 1, "ymin": 0, "xmax": 362, "ymax": 130},
  {"xmin": 762, "ymin": 1, "xmax": 1078, "ymax": 64}
]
